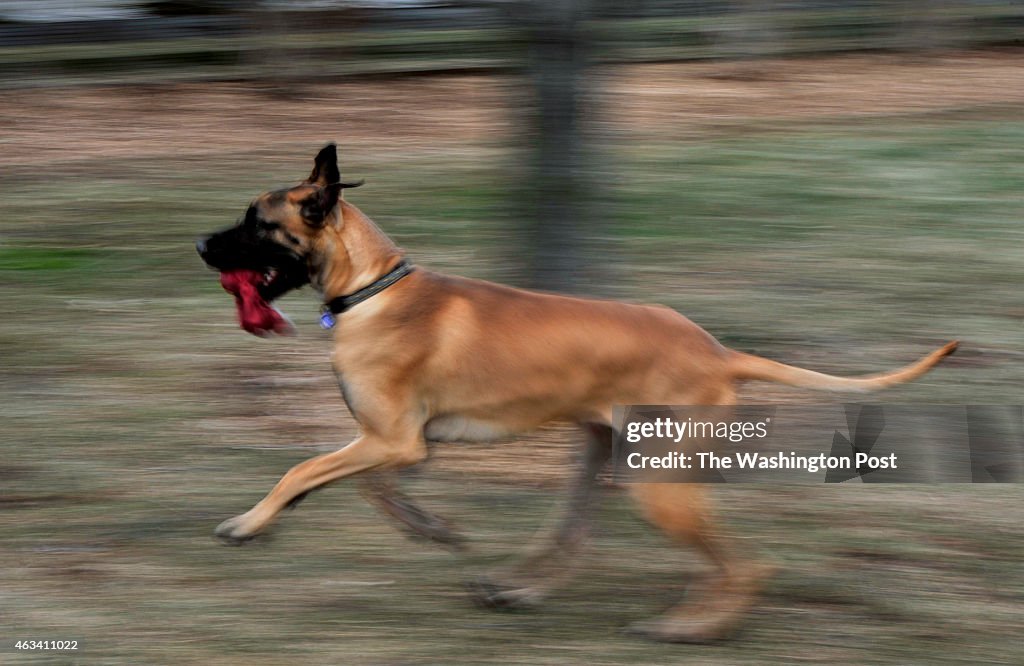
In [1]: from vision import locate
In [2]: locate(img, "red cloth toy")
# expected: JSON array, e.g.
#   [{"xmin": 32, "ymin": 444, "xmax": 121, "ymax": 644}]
[{"xmin": 219, "ymin": 269, "xmax": 295, "ymax": 337}]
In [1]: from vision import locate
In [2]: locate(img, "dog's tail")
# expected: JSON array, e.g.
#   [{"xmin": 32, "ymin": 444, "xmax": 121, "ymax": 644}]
[{"xmin": 728, "ymin": 341, "xmax": 958, "ymax": 393}]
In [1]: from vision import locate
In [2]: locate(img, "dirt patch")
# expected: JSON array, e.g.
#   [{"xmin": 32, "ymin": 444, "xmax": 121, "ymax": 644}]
[
  {"xmin": 5, "ymin": 50, "xmax": 1024, "ymax": 171},
  {"xmin": 0, "ymin": 75, "xmax": 514, "ymax": 172},
  {"xmin": 611, "ymin": 50, "xmax": 1024, "ymax": 136}
]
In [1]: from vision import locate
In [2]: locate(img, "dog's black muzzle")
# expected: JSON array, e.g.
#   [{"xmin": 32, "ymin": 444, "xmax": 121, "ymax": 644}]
[{"xmin": 196, "ymin": 227, "xmax": 310, "ymax": 302}]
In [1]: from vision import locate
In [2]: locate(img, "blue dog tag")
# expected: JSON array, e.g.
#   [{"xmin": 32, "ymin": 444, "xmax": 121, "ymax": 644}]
[{"xmin": 319, "ymin": 311, "xmax": 336, "ymax": 329}]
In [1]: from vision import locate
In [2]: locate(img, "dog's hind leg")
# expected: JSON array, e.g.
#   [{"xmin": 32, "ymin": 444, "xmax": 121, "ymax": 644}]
[
  {"xmin": 469, "ymin": 422, "xmax": 612, "ymax": 609},
  {"xmin": 625, "ymin": 483, "xmax": 776, "ymax": 643},
  {"xmin": 358, "ymin": 473, "xmax": 468, "ymax": 550}
]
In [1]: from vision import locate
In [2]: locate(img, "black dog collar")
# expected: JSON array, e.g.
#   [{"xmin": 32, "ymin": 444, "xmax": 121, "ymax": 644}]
[{"xmin": 324, "ymin": 259, "xmax": 414, "ymax": 315}]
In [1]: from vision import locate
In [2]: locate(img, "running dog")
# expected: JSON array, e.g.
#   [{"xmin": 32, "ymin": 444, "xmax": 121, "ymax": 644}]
[{"xmin": 196, "ymin": 144, "xmax": 957, "ymax": 642}]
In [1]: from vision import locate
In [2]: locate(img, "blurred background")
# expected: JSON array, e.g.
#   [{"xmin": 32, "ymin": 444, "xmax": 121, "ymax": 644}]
[{"xmin": 1, "ymin": 1, "xmax": 1023, "ymax": 664}]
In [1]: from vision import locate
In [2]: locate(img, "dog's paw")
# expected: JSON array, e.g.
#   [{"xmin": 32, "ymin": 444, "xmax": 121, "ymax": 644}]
[
  {"xmin": 214, "ymin": 515, "xmax": 261, "ymax": 546},
  {"xmin": 465, "ymin": 578, "xmax": 544, "ymax": 610}
]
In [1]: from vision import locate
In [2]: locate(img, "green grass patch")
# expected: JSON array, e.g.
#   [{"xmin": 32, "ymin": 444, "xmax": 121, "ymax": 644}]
[{"xmin": 0, "ymin": 245, "xmax": 107, "ymax": 272}]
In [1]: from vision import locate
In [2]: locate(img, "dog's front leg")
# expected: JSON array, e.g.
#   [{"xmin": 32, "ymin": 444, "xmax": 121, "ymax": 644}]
[{"xmin": 215, "ymin": 432, "xmax": 426, "ymax": 544}]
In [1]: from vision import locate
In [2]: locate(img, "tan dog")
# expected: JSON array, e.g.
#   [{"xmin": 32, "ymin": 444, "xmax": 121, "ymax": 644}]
[{"xmin": 196, "ymin": 144, "xmax": 957, "ymax": 642}]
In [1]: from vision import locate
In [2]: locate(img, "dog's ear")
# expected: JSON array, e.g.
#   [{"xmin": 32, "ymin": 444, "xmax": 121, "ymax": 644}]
[
  {"xmin": 307, "ymin": 143, "xmax": 340, "ymax": 187},
  {"xmin": 300, "ymin": 183, "xmax": 343, "ymax": 227},
  {"xmin": 307, "ymin": 142, "xmax": 365, "ymax": 193}
]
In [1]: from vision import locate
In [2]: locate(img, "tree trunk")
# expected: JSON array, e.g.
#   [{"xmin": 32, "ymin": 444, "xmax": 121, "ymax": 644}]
[{"xmin": 520, "ymin": 0, "xmax": 594, "ymax": 293}]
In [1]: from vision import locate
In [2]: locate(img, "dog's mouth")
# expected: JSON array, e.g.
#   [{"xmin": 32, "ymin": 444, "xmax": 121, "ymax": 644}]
[
  {"xmin": 261, "ymin": 267, "xmax": 282, "ymax": 292},
  {"xmin": 200, "ymin": 258, "xmax": 298, "ymax": 295},
  {"xmin": 255, "ymin": 256, "xmax": 310, "ymax": 303},
  {"xmin": 197, "ymin": 233, "xmax": 310, "ymax": 336},
  {"xmin": 219, "ymin": 267, "xmax": 297, "ymax": 338},
  {"xmin": 198, "ymin": 235, "xmax": 303, "ymax": 292}
]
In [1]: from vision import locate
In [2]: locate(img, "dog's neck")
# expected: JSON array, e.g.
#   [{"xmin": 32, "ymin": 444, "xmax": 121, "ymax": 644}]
[{"xmin": 313, "ymin": 200, "xmax": 404, "ymax": 301}]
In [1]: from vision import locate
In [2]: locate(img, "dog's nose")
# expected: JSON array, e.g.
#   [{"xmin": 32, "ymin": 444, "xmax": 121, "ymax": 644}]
[{"xmin": 195, "ymin": 236, "xmax": 209, "ymax": 256}]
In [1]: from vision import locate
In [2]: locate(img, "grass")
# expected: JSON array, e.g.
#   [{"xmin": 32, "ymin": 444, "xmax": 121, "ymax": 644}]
[{"xmin": 1, "ymin": 90, "xmax": 1022, "ymax": 664}]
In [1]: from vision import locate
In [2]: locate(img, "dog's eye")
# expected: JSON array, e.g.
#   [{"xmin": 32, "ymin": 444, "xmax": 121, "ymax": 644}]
[{"xmin": 301, "ymin": 202, "xmax": 323, "ymax": 223}]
